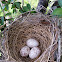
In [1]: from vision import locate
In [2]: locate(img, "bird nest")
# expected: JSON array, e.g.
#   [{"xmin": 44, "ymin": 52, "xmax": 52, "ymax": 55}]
[{"xmin": 3, "ymin": 13, "xmax": 59, "ymax": 62}]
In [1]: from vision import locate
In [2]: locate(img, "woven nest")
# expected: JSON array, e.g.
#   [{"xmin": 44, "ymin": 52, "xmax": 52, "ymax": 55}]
[{"xmin": 7, "ymin": 13, "xmax": 58, "ymax": 62}]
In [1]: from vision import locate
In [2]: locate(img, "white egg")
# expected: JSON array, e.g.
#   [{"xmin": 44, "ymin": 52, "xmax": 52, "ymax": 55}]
[
  {"xmin": 20, "ymin": 46, "xmax": 30, "ymax": 57},
  {"xmin": 29, "ymin": 47, "xmax": 41, "ymax": 59},
  {"xmin": 26, "ymin": 39, "xmax": 39, "ymax": 48}
]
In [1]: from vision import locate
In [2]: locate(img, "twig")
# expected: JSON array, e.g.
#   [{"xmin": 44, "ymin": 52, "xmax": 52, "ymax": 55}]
[
  {"xmin": 22, "ymin": 0, "xmax": 24, "ymax": 7},
  {"xmin": 57, "ymin": 20, "xmax": 61, "ymax": 62},
  {"xmin": 0, "ymin": 25, "xmax": 5, "ymax": 30}
]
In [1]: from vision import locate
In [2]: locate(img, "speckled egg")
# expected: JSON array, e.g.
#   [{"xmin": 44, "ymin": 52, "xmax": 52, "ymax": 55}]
[
  {"xmin": 26, "ymin": 39, "xmax": 39, "ymax": 48},
  {"xmin": 29, "ymin": 47, "xmax": 41, "ymax": 59},
  {"xmin": 20, "ymin": 46, "xmax": 30, "ymax": 57}
]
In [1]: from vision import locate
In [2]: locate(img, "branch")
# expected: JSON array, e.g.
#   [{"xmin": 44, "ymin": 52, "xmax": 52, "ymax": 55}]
[{"xmin": 0, "ymin": 24, "xmax": 6, "ymax": 30}]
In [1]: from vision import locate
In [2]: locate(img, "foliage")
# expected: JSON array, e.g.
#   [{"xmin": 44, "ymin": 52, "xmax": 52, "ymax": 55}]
[
  {"xmin": 58, "ymin": 0, "xmax": 62, "ymax": 7},
  {"xmin": 52, "ymin": 0, "xmax": 62, "ymax": 16},
  {"xmin": 19, "ymin": 4, "xmax": 31, "ymax": 13},
  {"xmin": 52, "ymin": 8, "xmax": 62, "ymax": 16},
  {"xmin": 0, "ymin": 0, "xmax": 36, "ymax": 31}
]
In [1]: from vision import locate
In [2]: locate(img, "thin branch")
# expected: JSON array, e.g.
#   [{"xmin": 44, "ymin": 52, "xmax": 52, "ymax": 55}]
[{"xmin": 22, "ymin": 0, "xmax": 24, "ymax": 7}]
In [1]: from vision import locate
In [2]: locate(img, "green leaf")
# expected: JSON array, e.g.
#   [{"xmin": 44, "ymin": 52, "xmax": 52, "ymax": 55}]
[
  {"xmin": 11, "ymin": 0, "xmax": 13, "ymax": 2},
  {"xmin": 2, "ymin": 1, "xmax": 6, "ymax": 4},
  {"xmin": 0, "ymin": 4, "xmax": 1, "ymax": 7},
  {"xmin": 23, "ymin": 6, "xmax": 29, "ymax": 12},
  {"xmin": 19, "ymin": 9, "xmax": 24, "ymax": 13},
  {"xmin": 12, "ymin": 3, "xmax": 16, "ymax": 8},
  {"xmin": 13, "ymin": 9, "xmax": 16, "ymax": 13},
  {"xmin": 58, "ymin": 0, "xmax": 62, "ymax": 7},
  {"xmin": 4, "ymin": 4, "xmax": 9, "ymax": 11},
  {"xmin": 4, "ymin": 7, "xmax": 7, "ymax": 11},
  {"xmin": 1, "ymin": 16, "xmax": 4, "ymax": 25},
  {"xmin": 52, "ymin": 8, "xmax": 62, "ymax": 16},
  {"xmin": 15, "ymin": 2, "xmax": 21, "ymax": 4},
  {"xmin": 27, "ymin": 4, "xmax": 31, "ymax": 10},
  {"xmin": 31, "ymin": 11, "xmax": 37, "ymax": 13},
  {"xmin": 12, "ymin": 2, "xmax": 21, "ymax": 9},
  {"xmin": 8, "ymin": 0, "xmax": 13, "ymax": 3},
  {"xmin": 15, "ymin": 2, "xmax": 21, "ymax": 9},
  {"xmin": 6, "ymin": 4, "xmax": 9, "ymax": 10},
  {"xmin": 5, "ymin": 13, "xmax": 11, "ymax": 16}
]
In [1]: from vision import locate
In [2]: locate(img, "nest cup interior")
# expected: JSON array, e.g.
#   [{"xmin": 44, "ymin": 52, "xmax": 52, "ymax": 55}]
[{"xmin": 8, "ymin": 13, "xmax": 52, "ymax": 62}]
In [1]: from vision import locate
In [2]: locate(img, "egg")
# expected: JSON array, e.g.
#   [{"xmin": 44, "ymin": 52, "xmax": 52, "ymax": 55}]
[
  {"xmin": 26, "ymin": 39, "xmax": 39, "ymax": 48},
  {"xmin": 29, "ymin": 47, "xmax": 41, "ymax": 59},
  {"xmin": 20, "ymin": 46, "xmax": 30, "ymax": 57}
]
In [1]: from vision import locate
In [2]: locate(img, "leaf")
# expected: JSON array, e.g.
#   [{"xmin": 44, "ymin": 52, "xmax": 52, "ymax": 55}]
[
  {"xmin": 31, "ymin": 11, "xmax": 37, "ymax": 13},
  {"xmin": 27, "ymin": 4, "xmax": 31, "ymax": 10},
  {"xmin": 1, "ymin": 16, "xmax": 4, "ymax": 25},
  {"xmin": 5, "ymin": 13, "xmax": 11, "ymax": 16},
  {"xmin": 15, "ymin": 2, "xmax": 21, "ymax": 4},
  {"xmin": 11, "ymin": 0, "xmax": 13, "ymax": 2},
  {"xmin": 4, "ymin": 7, "xmax": 7, "ymax": 11},
  {"xmin": 0, "ymin": 4, "xmax": 1, "ymax": 7},
  {"xmin": 15, "ymin": 2, "xmax": 21, "ymax": 9},
  {"xmin": 6, "ymin": 4, "xmax": 9, "ymax": 10},
  {"xmin": 8, "ymin": 0, "xmax": 13, "ymax": 3},
  {"xmin": 52, "ymin": 8, "xmax": 62, "ymax": 16},
  {"xmin": 4, "ymin": 4, "xmax": 9, "ymax": 11},
  {"xmin": 13, "ymin": 9, "xmax": 16, "ymax": 13},
  {"xmin": 58, "ymin": 0, "xmax": 62, "ymax": 7},
  {"xmin": 1, "ymin": 1, "xmax": 6, "ymax": 4},
  {"xmin": 23, "ymin": 6, "xmax": 29, "ymax": 12},
  {"xmin": 12, "ymin": 2, "xmax": 21, "ymax": 9},
  {"xmin": 12, "ymin": 3, "xmax": 16, "ymax": 8},
  {"xmin": 19, "ymin": 9, "xmax": 24, "ymax": 13}
]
